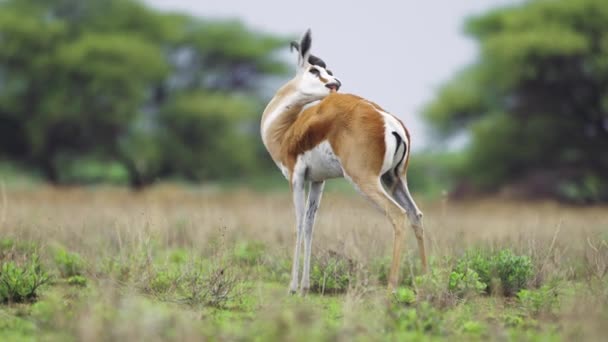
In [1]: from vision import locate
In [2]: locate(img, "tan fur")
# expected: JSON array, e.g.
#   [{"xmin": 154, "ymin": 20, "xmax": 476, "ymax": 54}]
[{"xmin": 276, "ymin": 93, "xmax": 387, "ymax": 178}]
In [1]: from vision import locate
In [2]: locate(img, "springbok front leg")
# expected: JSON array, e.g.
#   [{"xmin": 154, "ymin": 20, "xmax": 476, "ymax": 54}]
[
  {"xmin": 289, "ymin": 172, "xmax": 307, "ymax": 294},
  {"xmin": 300, "ymin": 181, "xmax": 325, "ymax": 294},
  {"xmin": 392, "ymin": 177, "xmax": 427, "ymax": 273}
]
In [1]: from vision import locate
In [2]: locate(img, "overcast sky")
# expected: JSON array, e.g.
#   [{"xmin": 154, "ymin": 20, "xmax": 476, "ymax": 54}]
[{"xmin": 144, "ymin": 0, "xmax": 518, "ymax": 149}]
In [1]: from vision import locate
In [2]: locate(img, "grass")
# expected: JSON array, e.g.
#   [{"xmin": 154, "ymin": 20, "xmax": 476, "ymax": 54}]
[{"xmin": 0, "ymin": 184, "xmax": 606, "ymax": 340}]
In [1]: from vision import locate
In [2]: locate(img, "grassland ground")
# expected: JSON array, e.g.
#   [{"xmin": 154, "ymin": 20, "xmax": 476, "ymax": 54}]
[{"xmin": 0, "ymin": 184, "xmax": 607, "ymax": 341}]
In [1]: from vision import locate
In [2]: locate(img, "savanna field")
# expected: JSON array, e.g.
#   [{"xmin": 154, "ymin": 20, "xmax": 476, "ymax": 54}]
[{"xmin": 0, "ymin": 183, "xmax": 606, "ymax": 341}]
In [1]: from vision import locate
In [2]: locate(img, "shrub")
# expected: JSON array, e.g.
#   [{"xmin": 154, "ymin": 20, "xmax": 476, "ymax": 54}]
[
  {"xmin": 453, "ymin": 249, "xmax": 534, "ymax": 296},
  {"xmin": 414, "ymin": 269, "xmax": 457, "ymax": 308},
  {"xmin": 453, "ymin": 250, "xmax": 492, "ymax": 287},
  {"xmin": 517, "ymin": 285, "xmax": 559, "ymax": 317},
  {"xmin": 0, "ymin": 255, "xmax": 50, "ymax": 304},
  {"xmin": 54, "ymin": 248, "xmax": 85, "ymax": 278},
  {"xmin": 393, "ymin": 287, "xmax": 416, "ymax": 305},
  {"xmin": 389, "ymin": 301, "xmax": 444, "ymax": 335},
  {"xmin": 67, "ymin": 275, "xmax": 87, "ymax": 287},
  {"xmin": 493, "ymin": 249, "xmax": 534, "ymax": 296},
  {"xmin": 448, "ymin": 268, "xmax": 486, "ymax": 298},
  {"xmin": 177, "ymin": 262, "xmax": 241, "ymax": 308},
  {"xmin": 310, "ymin": 251, "xmax": 355, "ymax": 294}
]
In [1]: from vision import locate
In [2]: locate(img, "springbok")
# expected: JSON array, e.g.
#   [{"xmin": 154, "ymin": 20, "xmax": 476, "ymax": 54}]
[{"xmin": 261, "ymin": 30, "xmax": 426, "ymax": 294}]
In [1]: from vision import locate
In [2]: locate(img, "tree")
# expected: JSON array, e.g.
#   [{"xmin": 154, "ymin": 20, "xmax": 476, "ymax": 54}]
[
  {"xmin": 424, "ymin": 0, "xmax": 608, "ymax": 203},
  {"xmin": 0, "ymin": 0, "xmax": 288, "ymax": 187}
]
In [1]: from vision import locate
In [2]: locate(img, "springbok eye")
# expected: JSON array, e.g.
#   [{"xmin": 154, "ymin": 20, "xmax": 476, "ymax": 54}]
[
  {"xmin": 309, "ymin": 68, "xmax": 320, "ymax": 76},
  {"xmin": 326, "ymin": 69, "xmax": 333, "ymax": 76}
]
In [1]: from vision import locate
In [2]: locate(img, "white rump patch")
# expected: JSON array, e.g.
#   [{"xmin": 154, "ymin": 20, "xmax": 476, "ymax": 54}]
[{"xmin": 378, "ymin": 109, "xmax": 408, "ymax": 175}]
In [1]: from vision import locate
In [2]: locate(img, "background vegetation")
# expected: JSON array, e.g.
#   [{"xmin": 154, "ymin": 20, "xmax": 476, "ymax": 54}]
[
  {"xmin": 0, "ymin": 0, "xmax": 607, "ymax": 340},
  {"xmin": 0, "ymin": 0, "xmax": 287, "ymax": 188},
  {"xmin": 424, "ymin": 0, "xmax": 608, "ymax": 203}
]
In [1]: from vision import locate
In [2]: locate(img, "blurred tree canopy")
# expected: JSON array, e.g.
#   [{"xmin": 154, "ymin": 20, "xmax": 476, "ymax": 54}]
[
  {"xmin": 424, "ymin": 0, "xmax": 608, "ymax": 203},
  {"xmin": 0, "ymin": 0, "xmax": 288, "ymax": 188}
]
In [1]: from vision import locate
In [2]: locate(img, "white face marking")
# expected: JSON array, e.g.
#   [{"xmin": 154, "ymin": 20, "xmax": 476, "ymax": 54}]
[{"xmin": 296, "ymin": 65, "xmax": 340, "ymax": 101}]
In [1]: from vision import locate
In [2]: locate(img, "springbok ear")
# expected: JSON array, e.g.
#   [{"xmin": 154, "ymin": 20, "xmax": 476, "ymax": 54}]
[{"xmin": 297, "ymin": 29, "xmax": 312, "ymax": 69}]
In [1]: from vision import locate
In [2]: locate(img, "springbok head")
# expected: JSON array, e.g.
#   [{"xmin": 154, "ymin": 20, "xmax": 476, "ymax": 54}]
[{"xmin": 290, "ymin": 29, "xmax": 341, "ymax": 100}]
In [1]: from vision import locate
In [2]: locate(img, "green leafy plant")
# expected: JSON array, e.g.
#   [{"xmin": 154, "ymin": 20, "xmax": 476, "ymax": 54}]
[
  {"xmin": 389, "ymin": 301, "xmax": 444, "ymax": 335},
  {"xmin": 310, "ymin": 251, "xmax": 355, "ymax": 294},
  {"xmin": 67, "ymin": 275, "xmax": 87, "ymax": 287},
  {"xmin": 0, "ymin": 255, "xmax": 50, "ymax": 304},
  {"xmin": 393, "ymin": 287, "xmax": 417, "ymax": 305},
  {"xmin": 517, "ymin": 285, "xmax": 559, "ymax": 317},
  {"xmin": 453, "ymin": 249, "xmax": 533, "ymax": 296},
  {"xmin": 54, "ymin": 248, "xmax": 85, "ymax": 278},
  {"xmin": 448, "ymin": 268, "xmax": 486, "ymax": 298}
]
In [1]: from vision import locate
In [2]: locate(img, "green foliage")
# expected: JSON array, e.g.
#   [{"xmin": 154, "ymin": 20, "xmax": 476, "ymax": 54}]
[
  {"xmin": 0, "ymin": 0, "xmax": 289, "ymax": 187},
  {"xmin": 493, "ymin": 249, "xmax": 534, "ymax": 296},
  {"xmin": 389, "ymin": 301, "xmax": 444, "ymax": 335},
  {"xmin": 54, "ymin": 248, "xmax": 85, "ymax": 278},
  {"xmin": 393, "ymin": 287, "xmax": 416, "ymax": 305},
  {"xmin": 453, "ymin": 249, "xmax": 534, "ymax": 296},
  {"xmin": 0, "ymin": 255, "xmax": 49, "ymax": 303},
  {"xmin": 310, "ymin": 251, "xmax": 355, "ymax": 294},
  {"xmin": 424, "ymin": 0, "xmax": 608, "ymax": 202},
  {"xmin": 67, "ymin": 275, "xmax": 87, "ymax": 287},
  {"xmin": 448, "ymin": 268, "xmax": 486, "ymax": 298},
  {"xmin": 517, "ymin": 285, "xmax": 559, "ymax": 317},
  {"xmin": 233, "ymin": 241, "xmax": 266, "ymax": 266}
]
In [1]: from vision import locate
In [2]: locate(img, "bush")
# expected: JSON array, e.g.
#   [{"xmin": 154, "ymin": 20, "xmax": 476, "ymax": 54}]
[
  {"xmin": 493, "ymin": 249, "xmax": 534, "ymax": 296},
  {"xmin": 453, "ymin": 249, "xmax": 534, "ymax": 296},
  {"xmin": 67, "ymin": 275, "xmax": 87, "ymax": 287},
  {"xmin": 393, "ymin": 287, "xmax": 417, "ymax": 305},
  {"xmin": 517, "ymin": 285, "xmax": 559, "ymax": 317},
  {"xmin": 0, "ymin": 255, "xmax": 50, "ymax": 304},
  {"xmin": 453, "ymin": 250, "xmax": 492, "ymax": 288},
  {"xmin": 54, "ymin": 248, "xmax": 85, "ymax": 278},
  {"xmin": 310, "ymin": 251, "xmax": 356, "ymax": 294},
  {"xmin": 389, "ymin": 301, "xmax": 444, "ymax": 335},
  {"xmin": 448, "ymin": 268, "xmax": 486, "ymax": 298}
]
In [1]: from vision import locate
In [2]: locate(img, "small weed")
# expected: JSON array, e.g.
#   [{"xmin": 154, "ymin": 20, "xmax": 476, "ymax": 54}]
[
  {"xmin": 493, "ymin": 249, "xmax": 534, "ymax": 296},
  {"xmin": 517, "ymin": 285, "xmax": 559, "ymax": 317},
  {"xmin": 414, "ymin": 269, "xmax": 457, "ymax": 308},
  {"xmin": 54, "ymin": 248, "xmax": 85, "ymax": 278},
  {"xmin": 461, "ymin": 320, "xmax": 486, "ymax": 335},
  {"xmin": 393, "ymin": 287, "xmax": 416, "ymax": 305},
  {"xmin": 310, "ymin": 250, "xmax": 356, "ymax": 294},
  {"xmin": 448, "ymin": 268, "xmax": 486, "ymax": 298},
  {"xmin": 67, "ymin": 275, "xmax": 87, "ymax": 287},
  {"xmin": 453, "ymin": 249, "xmax": 534, "ymax": 296},
  {"xmin": 0, "ymin": 255, "xmax": 50, "ymax": 304},
  {"xmin": 389, "ymin": 301, "xmax": 444, "ymax": 335}
]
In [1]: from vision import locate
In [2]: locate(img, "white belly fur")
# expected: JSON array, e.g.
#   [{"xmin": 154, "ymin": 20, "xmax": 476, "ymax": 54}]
[{"xmin": 299, "ymin": 141, "xmax": 344, "ymax": 181}]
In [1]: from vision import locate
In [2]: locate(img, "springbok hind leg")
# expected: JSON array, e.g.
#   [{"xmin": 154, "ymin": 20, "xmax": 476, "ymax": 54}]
[
  {"xmin": 392, "ymin": 177, "xmax": 427, "ymax": 273},
  {"xmin": 353, "ymin": 176, "xmax": 408, "ymax": 292}
]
